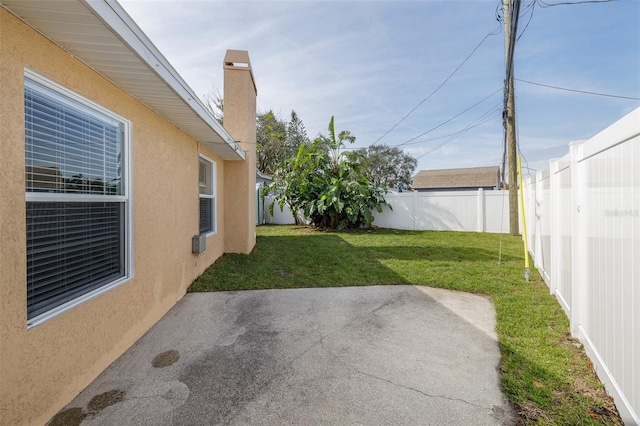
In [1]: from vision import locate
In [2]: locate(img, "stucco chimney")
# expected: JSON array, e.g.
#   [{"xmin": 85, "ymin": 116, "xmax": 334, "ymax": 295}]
[{"xmin": 222, "ymin": 50, "xmax": 257, "ymax": 253}]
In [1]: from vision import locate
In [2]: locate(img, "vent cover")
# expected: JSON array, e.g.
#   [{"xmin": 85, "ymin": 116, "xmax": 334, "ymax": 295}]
[{"xmin": 192, "ymin": 234, "xmax": 206, "ymax": 255}]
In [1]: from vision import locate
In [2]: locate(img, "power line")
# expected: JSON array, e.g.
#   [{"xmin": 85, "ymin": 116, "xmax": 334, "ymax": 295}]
[
  {"xmin": 414, "ymin": 112, "xmax": 501, "ymax": 161},
  {"xmin": 516, "ymin": 78, "xmax": 640, "ymax": 100},
  {"xmin": 400, "ymin": 101, "xmax": 503, "ymax": 147},
  {"xmin": 393, "ymin": 87, "xmax": 502, "ymax": 148},
  {"xmin": 370, "ymin": 23, "xmax": 502, "ymax": 147},
  {"xmin": 537, "ymin": 0, "xmax": 616, "ymax": 7},
  {"xmin": 514, "ymin": 90, "xmax": 532, "ymax": 177},
  {"xmin": 517, "ymin": 0, "xmax": 536, "ymax": 41},
  {"xmin": 413, "ymin": 105, "xmax": 503, "ymax": 161}
]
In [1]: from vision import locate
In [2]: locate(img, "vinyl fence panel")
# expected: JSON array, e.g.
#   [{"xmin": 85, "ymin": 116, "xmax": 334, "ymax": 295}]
[
  {"xmin": 374, "ymin": 190, "xmax": 510, "ymax": 233},
  {"xmin": 523, "ymin": 107, "xmax": 640, "ymax": 424},
  {"xmin": 263, "ymin": 197, "xmax": 296, "ymax": 225},
  {"xmin": 373, "ymin": 193, "xmax": 416, "ymax": 230},
  {"xmin": 415, "ymin": 191, "xmax": 478, "ymax": 231},
  {"xmin": 534, "ymin": 169, "xmax": 552, "ymax": 284},
  {"xmin": 264, "ymin": 190, "xmax": 510, "ymax": 233},
  {"xmin": 484, "ymin": 191, "xmax": 511, "ymax": 233},
  {"xmin": 550, "ymin": 156, "xmax": 572, "ymax": 316}
]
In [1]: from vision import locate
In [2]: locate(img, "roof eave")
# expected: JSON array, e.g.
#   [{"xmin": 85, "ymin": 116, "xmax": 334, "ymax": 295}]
[
  {"xmin": 82, "ymin": 0, "xmax": 245, "ymax": 161},
  {"xmin": 1, "ymin": 0, "xmax": 245, "ymax": 161}
]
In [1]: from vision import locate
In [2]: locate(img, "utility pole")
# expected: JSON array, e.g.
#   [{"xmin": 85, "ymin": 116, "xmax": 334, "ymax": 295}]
[{"xmin": 503, "ymin": 0, "xmax": 520, "ymax": 236}]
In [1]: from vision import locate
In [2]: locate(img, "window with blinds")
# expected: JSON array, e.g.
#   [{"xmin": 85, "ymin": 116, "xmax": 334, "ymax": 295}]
[
  {"xmin": 198, "ymin": 155, "xmax": 216, "ymax": 235},
  {"xmin": 24, "ymin": 71, "xmax": 132, "ymax": 326}
]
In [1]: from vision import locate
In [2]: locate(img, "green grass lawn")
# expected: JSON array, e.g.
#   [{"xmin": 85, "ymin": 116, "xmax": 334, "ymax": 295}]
[{"xmin": 190, "ymin": 225, "xmax": 621, "ymax": 425}]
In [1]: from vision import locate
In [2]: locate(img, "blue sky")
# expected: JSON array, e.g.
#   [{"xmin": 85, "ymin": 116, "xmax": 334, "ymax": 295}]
[{"xmin": 119, "ymin": 0, "xmax": 639, "ymax": 176}]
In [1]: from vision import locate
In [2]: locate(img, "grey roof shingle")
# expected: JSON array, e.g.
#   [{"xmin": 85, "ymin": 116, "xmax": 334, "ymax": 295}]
[{"xmin": 412, "ymin": 166, "xmax": 500, "ymax": 190}]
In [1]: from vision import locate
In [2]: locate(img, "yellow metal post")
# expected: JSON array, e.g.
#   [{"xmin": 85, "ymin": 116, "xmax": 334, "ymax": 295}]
[{"xmin": 517, "ymin": 155, "xmax": 530, "ymax": 281}]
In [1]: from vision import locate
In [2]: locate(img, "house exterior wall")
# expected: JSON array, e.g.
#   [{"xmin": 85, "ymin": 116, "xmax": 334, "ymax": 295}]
[{"xmin": 0, "ymin": 10, "xmax": 237, "ymax": 425}]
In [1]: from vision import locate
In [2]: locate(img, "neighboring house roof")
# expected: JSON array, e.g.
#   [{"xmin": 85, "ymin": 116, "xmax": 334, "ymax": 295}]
[
  {"xmin": 257, "ymin": 170, "xmax": 272, "ymax": 180},
  {"xmin": 256, "ymin": 171, "xmax": 272, "ymax": 185},
  {"xmin": 412, "ymin": 166, "xmax": 500, "ymax": 190},
  {"xmin": 1, "ymin": 0, "xmax": 244, "ymax": 161}
]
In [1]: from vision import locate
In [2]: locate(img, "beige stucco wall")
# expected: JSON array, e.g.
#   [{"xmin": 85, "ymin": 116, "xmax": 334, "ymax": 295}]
[
  {"xmin": 0, "ymin": 9, "xmax": 234, "ymax": 425},
  {"xmin": 223, "ymin": 50, "xmax": 257, "ymax": 254}
]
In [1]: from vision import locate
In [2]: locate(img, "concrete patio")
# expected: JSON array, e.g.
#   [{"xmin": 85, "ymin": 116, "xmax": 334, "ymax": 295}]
[{"xmin": 49, "ymin": 286, "xmax": 515, "ymax": 425}]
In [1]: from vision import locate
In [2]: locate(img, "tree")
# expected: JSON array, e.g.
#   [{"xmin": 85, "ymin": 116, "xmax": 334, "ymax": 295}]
[
  {"xmin": 256, "ymin": 110, "xmax": 288, "ymax": 175},
  {"xmin": 202, "ymin": 87, "xmax": 224, "ymax": 124},
  {"xmin": 355, "ymin": 145, "xmax": 417, "ymax": 191},
  {"xmin": 257, "ymin": 110, "xmax": 309, "ymax": 175},
  {"xmin": 267, "ymin": 117, "xmax": 389, "ymax": 230},
  {"xmin": 200, "ymin": 86, "xmax": 308, "ymax": 175},
  {"xmin": 286, "ymin": 110, "xmax": 309, "ymax": 151}
]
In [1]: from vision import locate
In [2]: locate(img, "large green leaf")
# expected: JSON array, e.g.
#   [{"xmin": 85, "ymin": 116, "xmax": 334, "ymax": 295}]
[{"xmin": 266, "ymin": 116, "xmax": 388, "ymax": 229}]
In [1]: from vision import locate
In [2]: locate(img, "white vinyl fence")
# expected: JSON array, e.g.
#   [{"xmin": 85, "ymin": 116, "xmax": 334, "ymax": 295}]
[
  {"xmin": 523, "ymin": 107, "xmax": 640, "ymax": 425},
  {"xmin": 373, "ymin": 189, "xmax": 510, "ymax": 233},
  {"xmin": 263, "ymin": 189, "xmax": 510, "ymax": 233},
  {"xmin": 261, "ymin": 198, "xmax": 304, "ymax": 225}
]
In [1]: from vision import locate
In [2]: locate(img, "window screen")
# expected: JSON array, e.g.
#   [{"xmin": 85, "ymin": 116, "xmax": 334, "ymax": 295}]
[{"xmin": 24, "ymin": 73, "xmax": 130, "ymax": 324}]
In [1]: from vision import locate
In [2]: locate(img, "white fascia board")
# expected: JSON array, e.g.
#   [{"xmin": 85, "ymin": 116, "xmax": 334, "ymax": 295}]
[{"xmin": 82, "ymin": 0, "xmax": 245, "ymax": 160}]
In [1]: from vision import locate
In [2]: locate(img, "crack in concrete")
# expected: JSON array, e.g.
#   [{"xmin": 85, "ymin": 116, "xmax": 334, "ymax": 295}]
[
  {"xmin": 349, "ymin": 366, "xmax": 489, "ymax": 411},
  {"xmin": 282, "ymin": 306, "xmax": 325, "ymax": 366},
  {"xmin": 128, "ymin": 393, "xmax": 187, "ymax": 402},
  {"xmin": 311, "ymin": 304, "xmax": 324, "ymax": 343},
  {"xmin": 309, "ymin": 300, "xmax": 492, "ymax": 413},
  {"xmin": 319, "ymin": 340, "xmax": 490, "ymax": 411},
  {"xmin": 278, "ymin": 298, "xmax": 492, "ymax": 417},
  {"xmin": 369, "ymin": 295, "xmax": 404, "ymax": 316},
  {"xmin": 261, "ymin": 305, "xmax": 327, "ymax": 390},
  {"xmin": 310, "ymin": 297, "xmax": 398, "ymax": 348}
]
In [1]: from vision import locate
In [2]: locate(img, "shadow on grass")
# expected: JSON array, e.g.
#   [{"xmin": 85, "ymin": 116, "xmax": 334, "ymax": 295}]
[
  {"xmin": 191, "ymin": 234, "xmax": 409, "ymax": 292},
  {"xmin": 190, "ymin": 231, "xmax": 518, "ymax": 293},
  {"xmin": 260, "ymin": 233, "xmax": 518, "ymax": 261},
  {"xmin": 498, "ymin": 339, "xmax": 622, "ymax": 425}
]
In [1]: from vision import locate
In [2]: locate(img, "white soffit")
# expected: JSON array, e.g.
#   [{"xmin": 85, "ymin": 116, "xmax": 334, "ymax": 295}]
[{"xmin": 1, "ymin": 0, "xmax": 245, "ymax": 161}]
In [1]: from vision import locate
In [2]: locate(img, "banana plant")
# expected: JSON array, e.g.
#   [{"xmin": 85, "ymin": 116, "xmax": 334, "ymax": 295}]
[{"xmin": 266, "ymin": 116, "xmax": 389, "ymax": 229}]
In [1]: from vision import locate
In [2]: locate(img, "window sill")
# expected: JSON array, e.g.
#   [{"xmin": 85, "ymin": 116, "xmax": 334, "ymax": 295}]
[{"xmin": 27, "ymin": 275, "xmax": 134, "ymax": 330}]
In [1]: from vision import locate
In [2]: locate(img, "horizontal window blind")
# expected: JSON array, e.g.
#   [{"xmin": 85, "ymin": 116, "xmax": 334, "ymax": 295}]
[
  {"xmin": 199, "ymin": 157, "xmax": 215, "ymax": 234},
  {"xmin": 24, "ymin": 73, "xmax": 130, "ymax": 324},
  {"xmin": 199, "ymin": 198, "xmax": 213, "ymax": 234},
  {"xmin": 25, "ymin": 78, "xmax": 122, "ymax": 195},
  {"xmin": 198, "ymin": 159, "xmax": 212, "ymax": 195},
  {"xmin": 26, "ymin": 202, "xmax": 124, "ymax": 319}
]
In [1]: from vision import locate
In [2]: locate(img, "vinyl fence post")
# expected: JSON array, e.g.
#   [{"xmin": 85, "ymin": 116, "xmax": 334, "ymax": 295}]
[
  {"xmin": 569, "ymin": 141, "xmax": 584, "ymax": 338},
  {"xmin": 413, "ymin": 190, "xmax": 418, "ymax": 231},
  {"xmin": 534, "ymin": 170, "xmax": 543, "ymax": 271},
  {"xmin": 549, "ymin": 159, "xmax": 559, "ymax": 296},
  {"xmin": 477, "ymin": 188, "xmax": 485, "ymax": 232}
]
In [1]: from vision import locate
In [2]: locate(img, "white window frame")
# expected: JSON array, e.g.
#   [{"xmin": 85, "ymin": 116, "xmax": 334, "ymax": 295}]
[
  {"xmin": 24, "ymin": 69, "xmax": 134, "ymax": 329},
  {"xmin": 198, "ymin": 153, "xmax": 217, "ymax": 236}
]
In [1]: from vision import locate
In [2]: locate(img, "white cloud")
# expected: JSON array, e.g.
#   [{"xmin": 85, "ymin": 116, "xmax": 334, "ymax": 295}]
[{"xmin": 119, "ymin": 0, "xmax": 640, "ymax": 173}]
